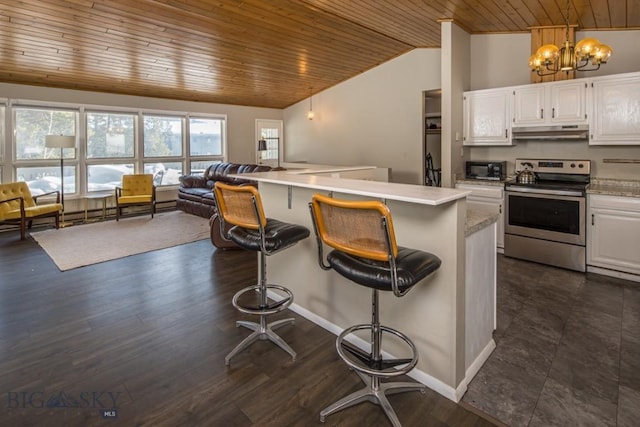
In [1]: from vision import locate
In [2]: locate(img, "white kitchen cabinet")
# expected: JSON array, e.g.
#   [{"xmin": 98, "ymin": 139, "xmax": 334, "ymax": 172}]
[
  {"xmin": 456, "ymin": 183, "xmax": 504, "ymax": 251},
  {"xmin": 590, "ymin": 72, "xmax": 640, "ymax": 145},
  {"xmin": 463, "ymin": 89, "xmax": 511, "ymax": 146},
  {"xmin": 587, "ymin": 194, "xmax": 640, "ymax": 277},
  {"xmin": 512, "ymin": 80, "xmax": 587, "ymax": 126}
]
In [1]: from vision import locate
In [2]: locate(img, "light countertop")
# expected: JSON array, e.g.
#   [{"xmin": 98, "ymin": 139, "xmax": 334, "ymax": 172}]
[
  {"xmin": 282, "ymin": 165, "xmax": 377, "ymax": 174},
  {"xmin": 466, "ymin": 210, "xmax": 499, "ymax": 237},
  {"xmin": 237, "ymin": 171, "xmax": 470, "ymax": 206},
  {"xmin": 455, "ymin": 178, "xmax": 507, "ymax": 187},
  {"xmin": 588, "ymin": 179, "xmax": 640, "ymax": 198}
]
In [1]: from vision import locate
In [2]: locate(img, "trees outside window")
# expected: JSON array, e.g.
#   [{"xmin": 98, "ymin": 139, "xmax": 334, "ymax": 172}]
[
  {"xmin": 87, "ymin": 112, "xmax": 135, "ymax": 158},
  {"xmin": 4, "ymin": 103, "xmax": 225, "ymax": 194},
  {"xmin": 144, "ymin": 115, "xmax": 182, "ymax": 157}
]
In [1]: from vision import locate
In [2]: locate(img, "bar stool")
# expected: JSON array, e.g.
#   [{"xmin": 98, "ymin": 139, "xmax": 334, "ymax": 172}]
[
  {"xmin": 213, "ymin": 182, "xmax": 310, "ymax": 365},
  {"xmin": 309, "ymin": 193, "xmax": 441, "ymax": 426}
]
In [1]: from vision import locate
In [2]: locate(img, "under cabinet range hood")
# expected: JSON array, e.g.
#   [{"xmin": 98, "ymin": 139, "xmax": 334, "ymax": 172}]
[{"xmin": 511, "ymin": 125, "xmax": 589, "ymax": 141}]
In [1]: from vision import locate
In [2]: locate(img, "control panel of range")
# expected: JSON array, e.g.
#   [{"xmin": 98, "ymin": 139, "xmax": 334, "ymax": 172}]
[{"xmin": 515, "ymin": 158, "xmax": 591, "ymax": 175}]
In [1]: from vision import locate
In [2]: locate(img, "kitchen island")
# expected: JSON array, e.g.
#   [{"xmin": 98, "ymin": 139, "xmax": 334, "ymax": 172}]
[{"xmin": 234, "ymin": 171, "xmax": 496, "ymax": 402}]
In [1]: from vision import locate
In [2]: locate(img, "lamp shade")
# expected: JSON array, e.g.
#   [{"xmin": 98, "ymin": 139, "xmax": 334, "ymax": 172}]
[{"xmin": 45, "ymin": 135, "xmax": 75, "ymax": 148}]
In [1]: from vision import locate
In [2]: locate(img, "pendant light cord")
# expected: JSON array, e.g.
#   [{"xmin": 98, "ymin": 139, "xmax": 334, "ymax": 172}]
[{"xmin": 564, "ymin": 0, "xmax": 570, "ymax": 41}]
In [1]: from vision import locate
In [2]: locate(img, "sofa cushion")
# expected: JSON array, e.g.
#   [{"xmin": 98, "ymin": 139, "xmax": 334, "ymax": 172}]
[
  {"xmin": 205, "ymin": 163, "xmax": 272, "ymax": 186},
  {"xmin": 177, "ymin": 162, "xmax": 272, "ymax": 216}
]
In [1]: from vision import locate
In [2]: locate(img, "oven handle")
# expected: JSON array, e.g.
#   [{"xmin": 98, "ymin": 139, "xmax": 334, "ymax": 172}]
[{"xmin": 505, "ymin": 186, "xmax": 584, "ymax": 197}]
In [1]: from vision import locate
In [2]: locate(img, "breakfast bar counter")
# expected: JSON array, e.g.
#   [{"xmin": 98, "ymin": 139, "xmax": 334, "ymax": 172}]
[{"xmin": 234, "ymin": 171, "xmax": 496, "ymax": 402}]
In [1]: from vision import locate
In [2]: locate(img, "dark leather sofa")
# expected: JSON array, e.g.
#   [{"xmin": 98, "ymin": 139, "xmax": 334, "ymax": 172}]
[{"xmin": 177, "ymin": 162, "xmax": 271, "ymax": 247}]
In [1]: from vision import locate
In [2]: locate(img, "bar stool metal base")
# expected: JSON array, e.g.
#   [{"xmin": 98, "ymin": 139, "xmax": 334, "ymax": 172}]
[
  {"xmin": 225, "ymin": 283, "xmax": 296, "ymax": 365},
  {"xmin": 320, "ymin": 322, "xmax": 425, "ymax": 427},
  {"xmin": 320, "ymin": 370, "xmax": 425, "ymax": 427}
]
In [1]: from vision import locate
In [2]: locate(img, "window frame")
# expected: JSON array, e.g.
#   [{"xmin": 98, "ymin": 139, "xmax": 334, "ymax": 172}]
[
  {"xmin": 0, "ymin": 99, "xmax": 227, "ymax": 195},
  {"xmin": 12, "ymin": 104, "xmax": 80, "ymax": 196}
]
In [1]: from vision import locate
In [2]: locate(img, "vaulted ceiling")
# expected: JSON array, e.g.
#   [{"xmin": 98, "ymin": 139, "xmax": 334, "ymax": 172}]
[{"xmin": 0, "ymin": 0, "xmax": 637, "ymax": 108}]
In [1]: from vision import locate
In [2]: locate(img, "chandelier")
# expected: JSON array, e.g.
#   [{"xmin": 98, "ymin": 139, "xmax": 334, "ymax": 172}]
[{"xmin": 528, "ymin": 0, "xmax": 612, "ymax": 76}]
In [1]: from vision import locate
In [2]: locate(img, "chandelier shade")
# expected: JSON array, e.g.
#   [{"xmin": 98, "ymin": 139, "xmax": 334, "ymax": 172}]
[{"xmin": 529, "ymin": 0, "xmax": 612, "ymax": 77}]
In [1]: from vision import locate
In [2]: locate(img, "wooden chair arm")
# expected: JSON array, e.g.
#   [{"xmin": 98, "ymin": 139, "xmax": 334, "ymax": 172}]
[
  {"xmin": 0, "ymin": 196, "xmax": 26, "ymax": 216},
  {"xmin": 33, "ymin": 190, "xmax": 61, "ymax": 204},
  {"xmin": 0, "ymin": 196, "xmax": 24, "ymax": 205}
]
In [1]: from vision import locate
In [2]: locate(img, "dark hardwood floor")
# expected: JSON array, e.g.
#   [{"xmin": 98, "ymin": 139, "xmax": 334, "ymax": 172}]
[{"xmin": 0, "ymin": 229, "xmax": 498, "ymax": 427}]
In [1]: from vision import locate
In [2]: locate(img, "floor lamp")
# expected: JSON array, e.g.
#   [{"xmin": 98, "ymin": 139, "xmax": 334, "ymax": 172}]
[{"xmin": 45, "ymin": 135, "xmax": 76, "ymax": 227}]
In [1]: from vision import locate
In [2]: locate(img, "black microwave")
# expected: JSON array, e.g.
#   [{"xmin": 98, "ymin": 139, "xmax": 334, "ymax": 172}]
[{"xmin": 465, "ymin": 161, "xmax": 506, "ymax": 181}]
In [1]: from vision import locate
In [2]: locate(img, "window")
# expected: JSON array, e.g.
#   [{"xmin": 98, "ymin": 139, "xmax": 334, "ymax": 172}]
[
  {"xmin": 86, "ymin": 112, "xmax": 135, "ymax": 158},
  {"xmin": 144, "ymin": 162, "xmax": 182, "ymax": 186},
  {"xmin": 87, "ymin": 164, "xmax": 134, "ymax": 192},
  {"xmin": 143, "ymin": 115, "xmax": 182, "ymax": 157},
  {"xmin": 187, "ymin": 117, "xmax": 224, "ymax": 174},
  {"xmin": 142, "ymin": 115, "xmax": 184, "ymax": 186},
  {"xmin": 15, "ymin": 108, "xmax": 76, "ymax": 160},
  {"xmin": 189, "ymin": 160, "xmax": 221, "ymax": 175},
  {"xmin": 14, "ymin": 107, "xmax": 77, "ymax": 195},
  {"xmin": 260, "ymin": 127, "xmax": 279, "ymax": 162},
  {"xmin": 2, "ymin": 101, "xmax": 226, "ymax": 197},
  {"xmin": 189, "ymin": 117, "xmax": 222, "ymax": 156},
  {"xmin": 17, "ymin": 166, "xmax": 75, "ymax": 195}
]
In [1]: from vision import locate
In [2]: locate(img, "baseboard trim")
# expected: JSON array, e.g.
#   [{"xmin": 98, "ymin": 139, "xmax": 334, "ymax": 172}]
[
  {"xmin": 587, "ymin": 265, "xmax": 640, "ymax": 283},
  {"xmin": 466, "ymin": 339, "xmax": 496, "ymax": 383},
  {"xmin": 269, "ymin": 290, "xmax": 495, "ymax": 403},
  {"xmin": 283, "ymin": 298, "xmax": 462, "ymax": 402}
]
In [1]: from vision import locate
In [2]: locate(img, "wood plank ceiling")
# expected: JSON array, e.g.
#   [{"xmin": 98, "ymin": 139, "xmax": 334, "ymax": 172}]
[{"xmin": 0, "ymin": 0, "xmax": 637, "ymax": 108}]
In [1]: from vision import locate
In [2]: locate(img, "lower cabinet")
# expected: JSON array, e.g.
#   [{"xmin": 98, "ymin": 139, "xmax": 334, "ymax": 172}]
[
  {"xmin": 456, "ymin": 183, "xmax": 504, "ymax": 251},
  {"xmin": 587, "ymin": 194, "xmax": 640, "ymax": 277}
]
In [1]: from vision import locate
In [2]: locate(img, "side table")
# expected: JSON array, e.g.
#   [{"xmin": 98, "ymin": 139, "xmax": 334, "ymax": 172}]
[{"xmin": 84, "ymin": 193, "xmax": 113, "ymax": 222}]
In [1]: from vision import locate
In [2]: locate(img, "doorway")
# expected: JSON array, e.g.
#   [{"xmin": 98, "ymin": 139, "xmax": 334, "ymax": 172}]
[{"xmin": 424, "ymin": 90, "xmax": 442, "ymax": 186}]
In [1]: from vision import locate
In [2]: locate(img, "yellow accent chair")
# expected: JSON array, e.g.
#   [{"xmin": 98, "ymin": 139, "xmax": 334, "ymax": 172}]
[
  {"xmin": 0, "ymin": 182, "xmax": 62, "ymax": 240},
  {"xmin": 115, "ymin": 174, "xmax": 156, "ymax": 221}
]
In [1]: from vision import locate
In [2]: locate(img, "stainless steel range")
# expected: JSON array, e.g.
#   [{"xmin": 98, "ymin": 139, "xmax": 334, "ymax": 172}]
[{"xmin": 504, "ymin": 158, "xmax": 591, "ymax": 272}]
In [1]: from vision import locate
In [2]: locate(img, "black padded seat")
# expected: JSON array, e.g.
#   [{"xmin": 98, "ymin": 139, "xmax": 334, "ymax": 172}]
[
  {"xmin": 228, "ymin": 218, "xmax": 310, "ymax": 253},
  {"xmin": 327, "ymin": 247, "xmax": 441, "ymax": 293}
]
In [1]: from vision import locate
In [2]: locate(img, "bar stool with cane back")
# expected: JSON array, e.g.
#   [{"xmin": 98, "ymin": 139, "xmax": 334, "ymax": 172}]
[
  {"xmin": 213, "ymin": 182, "xmax": 310, "ymax": 365},
  {"xmin": 309, "ymin": 194, "xmax": 441, "ymax": 426}
]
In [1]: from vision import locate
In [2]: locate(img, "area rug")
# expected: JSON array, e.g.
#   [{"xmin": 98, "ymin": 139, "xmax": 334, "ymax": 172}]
[{"xmin": 31, "ymin": 211, "xmax": 210, "ymax": 271}]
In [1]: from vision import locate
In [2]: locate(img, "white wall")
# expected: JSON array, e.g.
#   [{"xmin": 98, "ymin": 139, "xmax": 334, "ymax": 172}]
[
  {"xmin": 576, "ymin": 30, "xmax": 640, "ymax": 79},
  {"xmin": 0, "ymin": 82, "xmax": 282, "ymax": 164},
  {"xmin": 441, "ymin": 22, "xmax": 471, "ymax": 188},
  {"xmin": 283, "ymin": 49, "xmax": 441, "ymax": 184},
  {"xmin": 470, "ymin": 33, "xmax": 531, "ymax": 90},
  {"xmin": 470, "ymin": 30, "xmax": 640, "ymax": 91}
]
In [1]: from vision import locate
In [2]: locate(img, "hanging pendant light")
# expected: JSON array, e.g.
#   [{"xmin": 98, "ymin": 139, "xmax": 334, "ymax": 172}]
[
  {"xmin": 529, "ymin": 0, "xmax": 612, "ymax": 76},
  {"xmin": 307, "ymin": 88, "xmax": 315, "ymax": 120}
]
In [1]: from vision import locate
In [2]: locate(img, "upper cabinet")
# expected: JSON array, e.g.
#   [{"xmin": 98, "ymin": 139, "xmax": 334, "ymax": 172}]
[
  {"xmin": 512, "ymin": 81, "xmax": 588, "ymax": 126},
  {"xmin": 463, "ymin": 89, "xmax": 512, "ymax": 146},
  {"xmin": 463, "ymin": 71, "xmax": 640, "ymax": 147},
  {"xmin": 590, "ymin": 73, "xmax": 640, "ymax": 145}
]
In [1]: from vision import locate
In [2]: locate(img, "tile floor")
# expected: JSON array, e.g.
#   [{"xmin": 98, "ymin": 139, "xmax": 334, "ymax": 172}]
[{"xmin": 463, "ymin": 255, "xmax": 640, "ymax": 427}]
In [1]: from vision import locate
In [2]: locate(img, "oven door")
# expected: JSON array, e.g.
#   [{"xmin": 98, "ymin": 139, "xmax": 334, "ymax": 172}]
[{"xmin": 505, "ymin": 190, "xmax": 585, "ymax": 246}]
